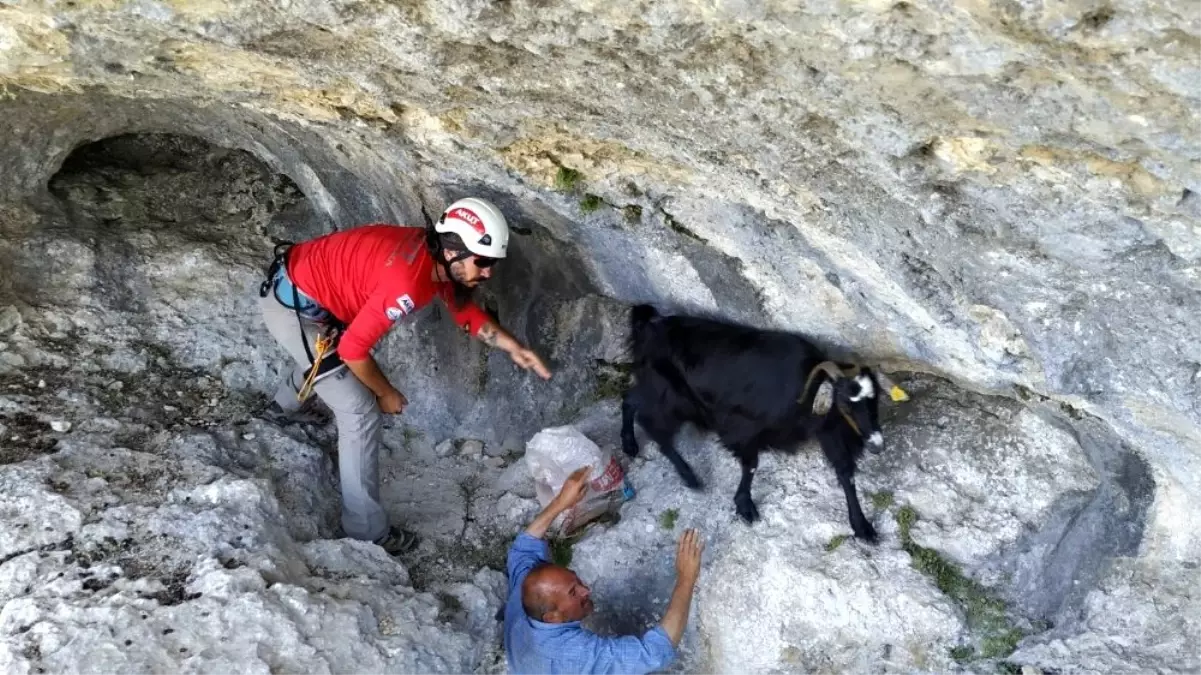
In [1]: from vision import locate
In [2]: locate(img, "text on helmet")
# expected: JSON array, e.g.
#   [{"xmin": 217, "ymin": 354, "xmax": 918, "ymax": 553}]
[{"xmin": 450, "ymin": 207, "xmax": 486, "ymax": 234}]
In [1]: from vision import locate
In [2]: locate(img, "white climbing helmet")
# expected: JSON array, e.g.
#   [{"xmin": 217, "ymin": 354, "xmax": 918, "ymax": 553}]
[{"xmin": 436, "ymin": 197, "xmax": 509, "ymax": 259}]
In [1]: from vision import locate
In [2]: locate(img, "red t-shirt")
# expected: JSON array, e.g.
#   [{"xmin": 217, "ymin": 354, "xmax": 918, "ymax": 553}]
[{"xmin": 285, "ymin": 224, "xmax": 492, "ymax": 361}]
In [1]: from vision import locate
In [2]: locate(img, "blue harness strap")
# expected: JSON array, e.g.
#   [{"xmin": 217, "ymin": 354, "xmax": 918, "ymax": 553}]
[
  {"xmin": 271, "ymin": 267, "xmax": 330, "ymax": 323},
  {"xmin": 259, "ymin": 242, "xmax": 343, "ymax": 379}
]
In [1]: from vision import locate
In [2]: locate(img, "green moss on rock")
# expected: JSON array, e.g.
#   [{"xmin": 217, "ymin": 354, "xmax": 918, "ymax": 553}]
[
  {"xmin": 896, "ymin": 504, "xmax": 1027, "ymax": 664},
  {"xmin": 550, "ymin": 537, "xmax": 574, "ymax": 567},
  {"xmin": 592, "ymin": 360, "xmax": 632, "ymax": 401},
  {"xmin": 870, "ymin": 490, "xmax": 895, "ymax": 510},
  {"xmin": 659, "ymin": 508, "xmax": 679, "ymax": 530},
  {"xmin": 825, "ymin": 534, "xmax": 848, "ymax": 552},
  {"xmin": 554, "ymin": 166, "xmax": 582, "ymax": 192}
]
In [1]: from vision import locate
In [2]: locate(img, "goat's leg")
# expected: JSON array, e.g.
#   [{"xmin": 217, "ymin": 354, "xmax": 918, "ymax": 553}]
[
  {"xmin": 620, "ymin": 390, "xmax": 640, "ymax": 458},
  {"xmin": 733, "ymin": 450, "xmax": 761, "ymax": 524},
  {"xmin": 621, "ymin": 388, "xmax": 702, "ymax": 488},
  {"xmin": 836, "ymin": 468, "xmax": 877, "ymax": 543},
  {"xmin": 819, "ymin": 435, "xmax": 878, "ymax": 542},
  {"xmin": 643, "ymin": 420, "xmax": 703, "ymax": 490}
]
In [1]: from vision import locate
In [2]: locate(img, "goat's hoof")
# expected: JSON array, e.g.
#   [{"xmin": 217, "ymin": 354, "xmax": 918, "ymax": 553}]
[
  {"xmin": 854, "ymin": 523, "xmax": 879, "ymax": 544},
  {"xmin": 680, "ymin": 470, "xmax": 703, "ymax": 490},
  {"xmin": 735, "ymin": 499, "xmax": 760, "ymax": 524},
  {"xmin": 621, "ymin": 440, "xmax": 640, "ymax": 458}
]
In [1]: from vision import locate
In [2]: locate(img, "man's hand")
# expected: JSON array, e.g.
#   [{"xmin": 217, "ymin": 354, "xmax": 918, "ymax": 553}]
[
  {"xmin": 660, "ymin": 528, "xmax": 705, "ymax": 646},
  {"xmin": 550, "ymin": 466, "xmax": 591, "ymax": 512},
  {"xmin": 510, "ymin": 346, "xmax": 552, "ymax": 380},
  {"xmin": 345, "ymin": 356, "xmax": 406, "ymax": 410},
  {"xmin": 525, "ymin": 465, "xmax": 593, "ymax": 539},
  {"xmin": 674, "ymin": 529, "xmax": 704, "ymax": 584},
  {"xmin": 378, "ymin": 388, "xmax": 408, "ymax": 414},
  {"xmin": 478, "ymin": 320, "xmax": 552, "ymax": 380}
]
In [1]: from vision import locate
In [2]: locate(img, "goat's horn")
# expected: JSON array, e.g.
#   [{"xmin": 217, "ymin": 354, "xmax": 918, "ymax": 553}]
[
  {"xmin": 801, "ymin": 361, "xmax": 846, "ymax": 402},
  {"xmin": 814, "ymin": 362, "xmax": 847, "ymax": 379}
]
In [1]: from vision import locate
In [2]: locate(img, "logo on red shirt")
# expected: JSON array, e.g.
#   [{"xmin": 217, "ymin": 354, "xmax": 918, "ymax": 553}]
[
  {"xmin": 386, "ymin": 294, "xmax": 416, "ymax": 322},
  {"xmin": 450, "ymin": 208, "xmax": 486, "ymax": 235}
]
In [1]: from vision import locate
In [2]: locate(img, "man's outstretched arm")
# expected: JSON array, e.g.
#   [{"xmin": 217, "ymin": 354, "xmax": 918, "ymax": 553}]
[
  {"xmin": 477, "ymin": 319, "xmax": 552, "ymax": 380},
  {"xmin": 526, "ymin": 466, "xmax": 589, "ymax": 539},
  {"xmin": 506, "ymin": 467, "xmax": 591, "ymax": 586},
  {"xmin": 658, "ymin": 528, "xmax": 704, "ymax": 646},
  {"xmin": 441, "ymin": 293, "xmax": 551, "ymax": 380}
]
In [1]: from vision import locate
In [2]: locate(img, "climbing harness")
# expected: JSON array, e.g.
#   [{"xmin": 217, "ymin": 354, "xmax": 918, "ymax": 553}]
[{"xmin": 260, "ymin": 241, "xmax": 347, "ymax": 402}]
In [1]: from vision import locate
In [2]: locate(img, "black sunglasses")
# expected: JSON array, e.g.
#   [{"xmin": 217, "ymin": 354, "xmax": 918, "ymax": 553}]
[{"xmin": 474, "ymin": 256, "xmax": 499, "ymax": 269}]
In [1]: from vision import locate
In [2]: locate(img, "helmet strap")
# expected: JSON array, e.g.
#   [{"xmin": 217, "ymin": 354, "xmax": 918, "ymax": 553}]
[
  {"xmin": 428, "ymin": 236, "xmax": 477, "ymax": 307},
  {"xmin": 444, "ymin": 249, "xmax": 475, "ymax": 265},
  {"xmin": 425, "ymin": 223, "xmax": 459, "ymax": 278},
  {"xmin": 443, "ymin": 250, "xmax": 476, "ymax": 309}
]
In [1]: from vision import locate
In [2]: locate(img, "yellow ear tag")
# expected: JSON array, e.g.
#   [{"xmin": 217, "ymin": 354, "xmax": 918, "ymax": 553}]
[{"xmin": 890, "ymin": 385, "xmax": 909, "ymax": 402}]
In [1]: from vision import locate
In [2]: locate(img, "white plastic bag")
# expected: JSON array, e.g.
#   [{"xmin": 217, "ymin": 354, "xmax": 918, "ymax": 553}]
[{"xmin": 526, "ymin": 425, "xmax": 633, "ymax": 536}]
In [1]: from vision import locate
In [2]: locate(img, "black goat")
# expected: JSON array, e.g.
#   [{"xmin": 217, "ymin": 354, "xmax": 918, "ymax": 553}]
[{"xmin": 619, "ymin": 304, "xmax": 907, "ymax": 542}]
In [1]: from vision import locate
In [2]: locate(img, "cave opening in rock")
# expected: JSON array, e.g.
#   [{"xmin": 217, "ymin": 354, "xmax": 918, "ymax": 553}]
[
  {"xmin": 48, "ymin": 131, "xmax": 311, "ymax": 242},
  {"xmin": 1, "ymin": 132, "xmax": 316, "ymax": 458},
  {"xmin": 18, "ymin": 132, "xmax": 312, "ymax": 385}
]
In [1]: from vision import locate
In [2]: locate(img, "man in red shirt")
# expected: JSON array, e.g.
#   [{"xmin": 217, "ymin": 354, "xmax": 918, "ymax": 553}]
[{"xmin": 257, "ymin": 197, "xmax": 550, "ymax": 555}]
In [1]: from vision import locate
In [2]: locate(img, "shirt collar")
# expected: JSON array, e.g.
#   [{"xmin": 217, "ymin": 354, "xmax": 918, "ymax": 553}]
[{"xmin": 528, "ymin": 616, "xmax": 582, "ymax": 630}]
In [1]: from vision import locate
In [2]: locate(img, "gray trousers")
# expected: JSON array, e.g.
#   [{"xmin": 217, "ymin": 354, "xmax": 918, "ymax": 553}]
[{"xmin": 258, "ymin": 292, "xmax": 389, "ymax": 542}]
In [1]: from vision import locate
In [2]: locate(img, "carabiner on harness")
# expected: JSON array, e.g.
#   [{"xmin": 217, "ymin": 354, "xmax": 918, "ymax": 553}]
[{"xmin": 297, "ymin": 324, "xmax": 342, "ymax": 402}]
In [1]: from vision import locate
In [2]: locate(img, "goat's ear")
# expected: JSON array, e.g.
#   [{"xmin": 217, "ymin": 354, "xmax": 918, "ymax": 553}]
[
  {"xmin": 812, "ymin": 381, "xmax": 834, "ymax": 415},
  {"xmin": 875, "ymin": 371, "xmax": 909, "ymax": 402}
]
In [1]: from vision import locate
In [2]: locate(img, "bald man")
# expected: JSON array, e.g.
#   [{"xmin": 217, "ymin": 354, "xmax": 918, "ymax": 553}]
[{"xmin": 503, "ymin": 467, "xmax": 705, "ymax": 674}]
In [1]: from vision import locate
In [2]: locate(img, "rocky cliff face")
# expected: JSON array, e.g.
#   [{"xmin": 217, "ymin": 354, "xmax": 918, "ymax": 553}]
[{"xmin": 0, "ymin": 1, "xmax": 1197, "ymax": 674}]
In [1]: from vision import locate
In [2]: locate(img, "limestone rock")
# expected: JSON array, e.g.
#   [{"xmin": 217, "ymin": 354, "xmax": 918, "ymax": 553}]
[
  {"xmin": 0, "ymin": 2, "xmax": 1197, "ymax": 674},
  {"xmin": 458, "ymin": 439, "xmax": 484, "ymax": 457},
  {"xmin": 495, "ymin": 492, "xmax": 540, "ymax": 525},
  {"xmin": 496, "ymin": 457, "xmax": 536, "ymax": 500},
  {"xmin": 0, "ymin": 307, "xmax": 21, "ymax": 334}
]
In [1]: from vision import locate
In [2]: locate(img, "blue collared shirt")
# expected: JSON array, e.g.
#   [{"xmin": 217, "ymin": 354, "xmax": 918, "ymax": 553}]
[{"xmin": 503, "ymin": 532, "xmax": 676, "ymax": 675}]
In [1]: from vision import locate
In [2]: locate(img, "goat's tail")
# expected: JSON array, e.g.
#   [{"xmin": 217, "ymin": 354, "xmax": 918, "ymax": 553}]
[
  {"xmin": 626, "ymin": 302, "xmax": 716, "ymax": 427},
  {"xmin": 627, "ymin": 303, "xmax": 666, "ymax": 389},
  {"xmin": 628, "ymin": 304, "xmax": 660, "ymax": 359},
  {"xmin": 630, "ymin": 303, "xmax": 659, "ymax": 330}
]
